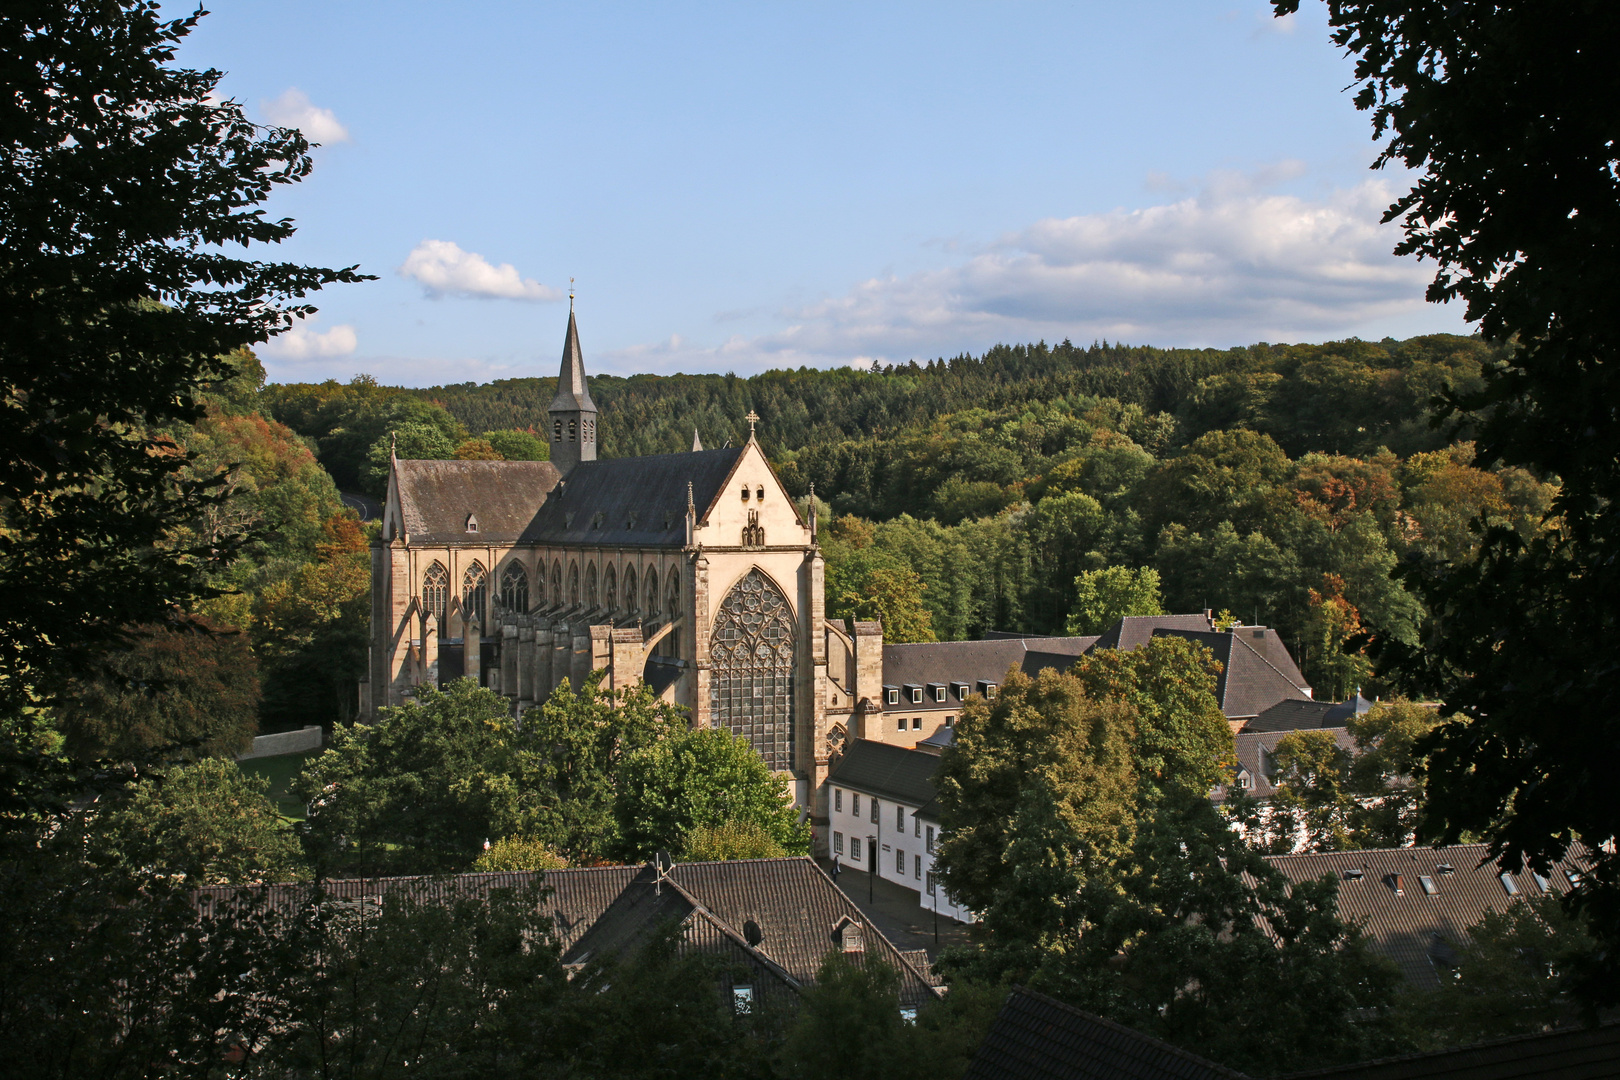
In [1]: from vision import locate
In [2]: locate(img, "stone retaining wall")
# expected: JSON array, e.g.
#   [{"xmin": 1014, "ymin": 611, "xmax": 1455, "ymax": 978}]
[{"xmin": 236, "ymin": 725, "xmax": 324, "ymax": 761}]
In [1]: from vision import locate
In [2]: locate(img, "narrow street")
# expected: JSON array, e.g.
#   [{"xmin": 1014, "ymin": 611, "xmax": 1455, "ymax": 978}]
[{"xmin": 815, "ymin": 858, "xmax": 974, "ymax": 963}]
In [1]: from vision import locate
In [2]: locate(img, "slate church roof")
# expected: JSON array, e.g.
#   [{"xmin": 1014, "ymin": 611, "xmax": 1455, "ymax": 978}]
[
  {"xmin": 549, "ymin": 308, "xmax": 597, "ymax": 414},
  {"xmin": 964, "ymin": 986, "xmax": 1248, "ymax": 1080},
  {"xmin": 392, "ymin": 459, "xmax": 562, "ymax": 545},
  {"xmin": 1245, "ymin": 693, "xmax": 1374, "ymax": 734},
  {"xmin": 525, "ymin": 446, "xmax": 744, "ymax": 547}
]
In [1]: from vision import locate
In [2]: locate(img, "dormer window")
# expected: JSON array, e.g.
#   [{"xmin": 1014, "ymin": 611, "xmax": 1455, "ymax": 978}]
[
  {"xmin": 908, "ymin": 685, "xmax": 923, "ymax": 704},
  {"xmin": 952, "ymin": 682, "xmax": 969, "ymax": 699},
  {"xmin": 885, "ymin": 687, "xmax": 900, "ymax": 705},
  {"xmin": 465, "ymin": 514, "xmax": 478, "ymax": 533},
  {"xmin": 932, "ymin": 684, "xmax": 947, "ymax": 702}
]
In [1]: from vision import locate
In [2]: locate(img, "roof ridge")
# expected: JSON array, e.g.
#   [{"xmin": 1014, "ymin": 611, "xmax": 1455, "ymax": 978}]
[{"xmin": 1227, "ymin": 629, "xmax": 1311, "ymax": 694}]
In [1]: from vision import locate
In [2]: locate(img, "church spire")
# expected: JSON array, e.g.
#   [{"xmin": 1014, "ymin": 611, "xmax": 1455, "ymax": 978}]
[{"xmin": 548, "ymin": 306, "xmax": 598, "ymax": 474}]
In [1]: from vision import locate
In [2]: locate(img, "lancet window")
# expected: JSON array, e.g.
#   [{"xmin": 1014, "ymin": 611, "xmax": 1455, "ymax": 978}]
[
  {"xmin": 500, "ymin": 563, "xmax": 528, "ymax": 613},
  {"xmin": 586, "ymin": 563, "xmax": 598, "ymax": 608},
  {"xmin": 568, "ymin": 562, "xmax": 579, "ymax": 606},
  {"xmin": 645, "ymin": 568, "xmax": 660, "ymax": 617},
  {"xmin": 422, "ymin": 561, "xmax": 448, "ymax": 624},
  {"xmin": 624, "ymin": 566, "xmax": 638, "ymax": 615},
  {"xmin": 604, "ymin": 564, "xmax": 618, "ymax": 613},
  {"xmin": 463, "ymin": 561, "xmax": 488, "ymax": 627},
  {"xmin": 709, "ymin": 569, "xmax": 796, "ymax": 771},
  {"xmin": 551, "ymin": 561, "xmax": 563, "ymax": 605}
]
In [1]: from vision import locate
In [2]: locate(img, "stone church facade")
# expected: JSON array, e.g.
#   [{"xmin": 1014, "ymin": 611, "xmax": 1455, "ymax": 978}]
[{"xmin": 363, "ymin": 309, "xmax": 851, "ymax": 811}]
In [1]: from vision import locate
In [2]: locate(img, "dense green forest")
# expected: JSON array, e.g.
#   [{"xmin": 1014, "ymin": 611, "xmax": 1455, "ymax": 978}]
[{"xmin": 264, "ymin": 331, "xmax": 1552, "ymax": 701}]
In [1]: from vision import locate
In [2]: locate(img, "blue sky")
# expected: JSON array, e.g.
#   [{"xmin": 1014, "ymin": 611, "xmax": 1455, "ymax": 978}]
[{"xmin": 177, "ymin": 2, "xmax": 1468, "ymax": 386}]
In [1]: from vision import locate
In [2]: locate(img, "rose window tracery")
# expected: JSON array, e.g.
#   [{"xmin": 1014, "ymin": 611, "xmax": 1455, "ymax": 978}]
[{"xmin": 709, "ymin": 568, "xmax": 796, "ymax": 771}]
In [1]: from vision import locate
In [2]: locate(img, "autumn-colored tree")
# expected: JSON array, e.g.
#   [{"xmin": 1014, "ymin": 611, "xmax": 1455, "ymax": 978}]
[
  {"xmin": 453, "ymin": 437, "xmax": 502, "ymax": 460},
  {"xmin": 1302, "ymin": 573, "xmax": 1373, "ymax": 702}
]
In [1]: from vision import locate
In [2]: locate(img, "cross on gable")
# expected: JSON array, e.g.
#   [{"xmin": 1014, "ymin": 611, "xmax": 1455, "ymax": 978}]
[{"xmin": 745, "ymin": 410, "xmax": 760, "ymax": 436}]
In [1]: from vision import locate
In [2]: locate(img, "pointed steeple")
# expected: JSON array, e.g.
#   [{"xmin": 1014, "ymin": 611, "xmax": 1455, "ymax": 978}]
[
  {"xmin": 691, "ymin": 428, "xmax": 703, "ymax": 452},
  {"xmin": 549, "ymin": 308, "xmax": 597, "ymax": 413},
  {"xmin": 547, "ymin": 303, "xmax": 598, "ymax": 474}
]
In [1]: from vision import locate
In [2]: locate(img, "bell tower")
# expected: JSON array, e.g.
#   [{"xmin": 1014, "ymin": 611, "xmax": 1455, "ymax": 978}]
[{"xmin": 548, "ymin": 295, "xmax": 597, "ymax": 475}]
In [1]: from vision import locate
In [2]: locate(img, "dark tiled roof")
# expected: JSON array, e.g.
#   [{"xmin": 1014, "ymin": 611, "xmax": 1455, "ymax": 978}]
[
  {"xmin": 984, "ymin": 632, "xmax": 1101, "ymax": 656},
  {"xmin": 1021, "ymin": 650, "xmax": 1087, "ymax": 678},
  {"xmin": 523, "ymin": 447, "xmax": 743, "ymax": 547},
  {"xmin": 1280, "ymin": 1021, "xmax": 1620, "ymax": 1079},
  {"xmin": 1262, "ymin": 844, "xmax": 1593, "ymax": 991},
  {"xmin": 666, "ymin": 856, "xmax": 938, "ymax": 1006},
  {"xmin": 394, "ymin": 459, "xmax": 562, "ymax": 544},
  {"xmin": 1152, "ymin": 628, "xmax": 1311, "ymax": 719},
  {"xmin": 882, "ymin": 638, "xmax": 1095, "ymax": 701},
  {"xmin": 1216, "ymin": 728, "xmax": 1357, "ymax": 802},
  {"xmin": 827, "ymin": 738, "xmax": 940, "ymax": 807},
  {"xmin": 194, "ymin": 857, "xmax": 936, "ymax": 1006},
  {"xmin": 965, "ymin": 986, "xmax": 1248, "ymax": 1080},
  {"xmin": 1246, "ymin": 699, "xmax": 1339, "ymax": 734},
  {"xmin": 1090, "ymin": 613, "xmax": 1215, "ymax": 651}
]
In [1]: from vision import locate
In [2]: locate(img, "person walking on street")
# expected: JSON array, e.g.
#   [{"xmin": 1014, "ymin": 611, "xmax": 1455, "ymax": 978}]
[{"xmin": 832, "ymin": 854, "xmax": 841, "ymax": 880}]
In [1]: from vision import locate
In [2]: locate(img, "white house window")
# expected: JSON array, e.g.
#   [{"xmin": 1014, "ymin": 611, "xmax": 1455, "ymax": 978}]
[
  {"xmin": 896, "ymin": 716, "xmax": 907, "ymax": 732},
  {"xmin": 886, "ymin": 689, "xmax": 900, "ymax": 705},
  {"xmin": 852, "ymin": 793, "xmax": 861, "ymax": 817},
  {"xmin": 934, "ymin": 686, "xmax": 946, "ymax": 702},
  {"xmin": 914, "ymin": 816, "xmax": 921, "ymax": 838},
  {"xmin": 895, "ymin": 848, "xmax": 905, "ymax": 874},
  {"xmin": 895, "ymin": 805, "xmax": 904, "ymax": 830},
  {"xmin": 914, "ymin": 853, "xmax": 922, "ymax": 880},
  {"xmin": 910, "ymin": 687, "xmax": 923, "ymax": 704},
  {"xmin": 946, "ymin": 715, "xmax": 954, "ymax": 727},
  {"xmin": 926, "ymin": 871, "xmax": 937, "ymax": 897},
  {"xmin": 851, "ymin": 837, "xmax": 863, "ymax": 862},
  {"xmin": 926, "ymin": 825, "xmax": 935, "ymax": 853},
  {"xmin": 733, "ymin": 985, "xmax": 753, "ymax": 1015},
  {"xmin": 833, "ymin": 831, "xmax": 844, "ymax": 855},
  {"xmin": 870, "ymin": 798, "xmax": 878, "ymax": 823},
  {"xmin": 835, "ymin": 788, "xmax": 843, "ymax": 812},
  {"xmin": 912, "ymin": 717, "xmax": 921, "ymax": 730}
]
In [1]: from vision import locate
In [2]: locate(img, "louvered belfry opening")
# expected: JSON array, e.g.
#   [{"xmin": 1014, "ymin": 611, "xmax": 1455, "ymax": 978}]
[{"xmin": 710, "ymin": 569, "xmax": 796, "ymax": 771}]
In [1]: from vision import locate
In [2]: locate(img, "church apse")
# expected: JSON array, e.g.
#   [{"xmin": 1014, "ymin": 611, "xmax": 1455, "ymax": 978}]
[{"xmin": 710, "ymin": 568, "xmax": 797, "ymax": 771}]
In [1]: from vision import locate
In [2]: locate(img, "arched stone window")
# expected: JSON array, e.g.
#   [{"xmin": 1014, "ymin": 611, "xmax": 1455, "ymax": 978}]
[
  {"xmin": 710, "ymin": 569, "xmax": 796, "ymax": 771},
  {"xmin": 604, "ymin": 564, "xmax": 617, "ymax": 613},
  {"xmin": 666, "ymin": 574, "xmax": 680, "ymax": 619},
  {"xmin": 534, "ymin": 561, "xmax": 547, "ymax": 608},
  {"xmin": 500, "ymin": 562, "xmax": 528, "ymax": 613},
  {"xmin": 585, "ymin": 562, "xmax": 598, "ymax": 608},
  {"xmin": 645, "ymin": 567, "xmax": 660, "ymax": 617},
  {"xmin": 568, "ymin": 561, "xmax": 579, "ymax": 606},
  {"xmin": 463, "ymin": 561, "xmax": 488, "ymax": 627},
  {"xmin": 422, "ymin": 561, "xmax": 448, "ymax": 623},
  {"xmin": 624, "ymin": 565, "xmax": 638, "ymax": 615},
  {"xmin": 551, "ymin": 561, "xmax": 563, "ymax": 605}
]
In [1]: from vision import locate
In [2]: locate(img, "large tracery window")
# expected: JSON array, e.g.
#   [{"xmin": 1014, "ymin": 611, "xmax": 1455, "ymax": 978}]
[
  {"xmin": 463, "ymin": 561, "xmax": 488, "ymax": 628},
  {"xmin": 422, "ymin": 561, "xmax": 448, "ymax": 624},
  {"xmin": 710, "ymin": 568, "xmax": 796, "ymax": 771},
  {"xmin": 500, "ymin": 562, "xmax": 529, "ymax": 613}
]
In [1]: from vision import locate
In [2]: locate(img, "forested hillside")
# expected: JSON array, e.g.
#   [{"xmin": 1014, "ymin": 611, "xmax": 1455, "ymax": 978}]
[{"xmin": 264, "ymin": 332, "xmax": 1553, "ymax": 699}]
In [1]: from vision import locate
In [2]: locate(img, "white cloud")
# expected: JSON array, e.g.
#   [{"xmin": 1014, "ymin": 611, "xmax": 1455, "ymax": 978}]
[
  {"xmin": 262, "ymin": 88, "xmax": 350, "ymax": 145},
  {"xmin": 398, "ymin": 240, "xmax": 564, "ymax": 302},
  {"xmin": 598, "ymin": 168, "xmax": 1464, "ymax": 375},
  {"xmin": 261, "ymin": 314, "xmax": 358, "ymax": 360}
]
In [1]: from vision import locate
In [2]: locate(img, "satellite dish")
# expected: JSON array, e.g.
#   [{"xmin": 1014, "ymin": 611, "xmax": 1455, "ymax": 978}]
[{"xmin": 743, "ymin": 919, "xmax": 763, "ymax": 947}]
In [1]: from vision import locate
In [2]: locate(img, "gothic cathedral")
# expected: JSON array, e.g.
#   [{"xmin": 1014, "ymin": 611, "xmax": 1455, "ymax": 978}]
[{"xmin": 363, "ymin": 308, "xmax": 841, "ymax": 813}]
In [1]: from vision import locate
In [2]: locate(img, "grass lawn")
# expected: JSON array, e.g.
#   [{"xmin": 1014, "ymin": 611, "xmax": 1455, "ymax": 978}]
[{"xmin": 239, "ymin": 748, "xmax": 322, "ymax": 821}]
